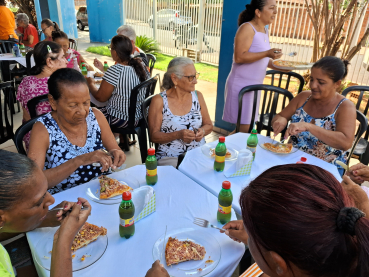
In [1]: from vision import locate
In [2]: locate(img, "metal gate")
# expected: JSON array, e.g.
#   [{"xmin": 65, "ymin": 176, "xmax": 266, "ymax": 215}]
[{"xmin": 123, "ymin": 0, "xmax": 223, "ymax": 65}]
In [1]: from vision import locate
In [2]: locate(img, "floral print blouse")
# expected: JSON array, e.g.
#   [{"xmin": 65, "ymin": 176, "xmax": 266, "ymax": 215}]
[{"xmin": 290, "ymin": 96, "xmax": 349, "ymax": 170}]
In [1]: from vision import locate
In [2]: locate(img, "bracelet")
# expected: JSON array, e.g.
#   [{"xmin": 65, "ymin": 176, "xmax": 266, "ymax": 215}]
[{"xmin": 201, "ymin": 128, "xmax": 205, "ymax": 136}]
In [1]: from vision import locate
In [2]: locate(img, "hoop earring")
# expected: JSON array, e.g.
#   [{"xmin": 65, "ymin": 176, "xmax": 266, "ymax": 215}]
[{"xmin": 0, "ymin": 226, "xmax": 3, "ymax": 230}]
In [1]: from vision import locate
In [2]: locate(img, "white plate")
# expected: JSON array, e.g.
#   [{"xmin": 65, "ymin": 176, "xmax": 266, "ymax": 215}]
[
  {"xmin": 258, "ymin": 136, "xmax": 298, "ymax": 155},
  {"xmin": 201, "ymin": 141, "xmax": 239, "ymax": 161},
  {"xmin": 272, "ymin": 60, "xmax": 314, "ymax": 71},
  {"xmin": 153, "ymin": 228, "xmax": 221, "ymax": 277},
  {"xmin": 86, "ymin": 174, "xmax": 140, "ymax": 204},
  {"xmin": 34, "ymin": 226, "xmax": 108, "ymax": 271}
]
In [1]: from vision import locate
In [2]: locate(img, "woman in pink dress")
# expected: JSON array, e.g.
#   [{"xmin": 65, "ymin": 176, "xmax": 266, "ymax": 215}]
[
  {"xmin": 16, "ymin": 41, "xmax": 67, "ymax": 150},
  {"xmin": 223, "ymin": 0, "xmax": 284, "ymax": 133}
]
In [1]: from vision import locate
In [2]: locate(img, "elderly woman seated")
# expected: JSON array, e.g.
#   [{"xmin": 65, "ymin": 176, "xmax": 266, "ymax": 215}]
[
  {"xmin": 272, "ymin": 56, "xmax": 356, "ymax": 176},
  {"xmin": 28, "ymin": 68, "xmax": 126, "ymax": 194},
  {"xmin": 148, "ymin": 57, "xmax": 213, "ymax": 167},
  {"xmin": 15, "ymin": 13, "xmax": 39, "ymax": 47}
]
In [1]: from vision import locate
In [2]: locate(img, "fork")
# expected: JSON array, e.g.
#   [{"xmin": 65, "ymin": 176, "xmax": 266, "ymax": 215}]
[
  {"xmin": 48, "ymin": 206, "xmax": 89, "ymax": 212},
  {"xmin": 190, "ymin": 124, "xmax": 198, "ymax": 135},
  {"xmin": 273, "ymin": 51, "xmax": 297, "ymax": 57},
  {"xmin": 193, "ymin": 218, "xmax": 226, "ymax": 231}
]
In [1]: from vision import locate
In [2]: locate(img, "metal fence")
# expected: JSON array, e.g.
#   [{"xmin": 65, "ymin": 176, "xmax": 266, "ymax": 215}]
[{"xmin": 123, "ymin": 0, "xmax": 223, "ymax": 65}]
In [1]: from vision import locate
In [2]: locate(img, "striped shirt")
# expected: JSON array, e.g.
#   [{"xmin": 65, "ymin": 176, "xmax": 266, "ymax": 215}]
[
  {"xmin": 103, "ymin": 63, "xmax": 149, "ymax": 121},
  {"xmin": 240, "ymin": 263, "xmax": 263, "ymax": 277}
]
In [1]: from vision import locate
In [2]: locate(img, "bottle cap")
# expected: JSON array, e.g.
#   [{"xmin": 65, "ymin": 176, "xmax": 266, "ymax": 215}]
[
  {"xmin": 219, "ymin": 136, "xmax": 225, "ymax": 143},
  {"xmin": 300, "ymin": 157, "xmax": 307, "ymax": 162},
  {"xmin": 251, "ymin": 129, "xmax": 257, "ymax": 134},
  {"xmin": 148, "ymin": 148, "xmax": 155, "ymax": 156},
  {"xmin": 222, "ymin": 181, "xmax": 231, "ymax": 190},
  {"xmin": 122, "ymin": 191, "xmax": 132, "ymax": 201},
  {"xmin": 104, "ymin": 61, "xmax": 107, "ymax": 63}
]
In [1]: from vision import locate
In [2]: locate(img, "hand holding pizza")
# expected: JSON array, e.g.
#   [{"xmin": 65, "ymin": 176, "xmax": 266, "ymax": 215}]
[
  {"xmin": 284, "ymin": 122, "xmax": 309, "ymax": 139},
  {"xmin": 145, "ymin": 261, "xmax": 170, "ymax": 277},
  {"xmin": 220, "ymin": 220, "xmax": 249, "ymax": 244},
  {"xmin": 272, "ymin": 116, "xmax": 288, "ymax": 137}
]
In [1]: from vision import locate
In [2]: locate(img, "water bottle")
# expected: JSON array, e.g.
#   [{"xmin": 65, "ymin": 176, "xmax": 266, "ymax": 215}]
[{"xmin": 12, "ymin": 44, "xmax": 20, "ymax": 57}]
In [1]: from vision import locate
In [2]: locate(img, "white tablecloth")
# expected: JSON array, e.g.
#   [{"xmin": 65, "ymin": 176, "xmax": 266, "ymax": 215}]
[
  {"xmin": 179, "ymin": 133, "xmax": 342, "ymax": 215},
  {"xmin": 27, "ymin": 165, "xmax": 244, "ymax": 277},
  {"xmin": 0, "ymin": 53, "xmax": 35, "ymax": 68}
]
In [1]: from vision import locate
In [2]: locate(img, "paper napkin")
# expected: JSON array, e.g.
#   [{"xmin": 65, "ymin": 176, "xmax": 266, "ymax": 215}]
[
  {"xmin": 132, "ymin": 186, "xmax": 156, "ymax": 223},
  {"xmin": 224, "ymin": 149, "xmax": 253, "ymax": 177}
]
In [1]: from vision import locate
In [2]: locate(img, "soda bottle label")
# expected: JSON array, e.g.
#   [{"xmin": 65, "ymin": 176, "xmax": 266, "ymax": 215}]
[
  {"xmin": 247, "ymin": 146, "xmax": 256, "ymax": 154},
  {"xmin": 146, "ymin": 168, "xmax": 157, "ymax": 177},
  {"xmin": 215, "ymin": 155, "xmax": 225, "ymax": 163},
  {"xmin": 120, "ymin": 217, "xmax": 134, "ymax": 227},
  {"xmin": 218, "ymin": 204, "xmax": 232, "ymax": 214}
]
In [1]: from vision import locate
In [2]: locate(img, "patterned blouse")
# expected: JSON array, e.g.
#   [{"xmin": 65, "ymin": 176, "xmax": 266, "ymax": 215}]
[
  {"xmin": 16, "ymin": 76, "xmax": 52, "ymax": 150},
  {"xmin": 37, "ymin": 108, "xmax": 104, "ymax": 194},
  {"xmin": 291, "ymin": 96, "xmax": 349, "ymax": 170},
  {"xmin": 156, "ymin": 90, "xmax": 205, "ymax": 160}
]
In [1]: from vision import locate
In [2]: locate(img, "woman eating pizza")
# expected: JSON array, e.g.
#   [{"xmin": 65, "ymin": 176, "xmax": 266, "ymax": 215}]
[
  {"xmin": 27, "ymin": 68, "xmax": 126, "ymax": 194},
  {"xmin": 0, "ymin": 150, "xmax": 91, "ymax": 277},
  {"xmin": 272, "ymin": 56, "xmax": 356, "ymax": 176}
]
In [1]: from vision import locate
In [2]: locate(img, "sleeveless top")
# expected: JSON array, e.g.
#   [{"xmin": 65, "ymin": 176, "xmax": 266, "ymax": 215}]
[
  {"xmin": 291, "ymin": 96, "xmax": 349, "ymax": 169},
  {"xmin": 156, "ymin": 90, "xmax": 205, "ymax": 160},
  {"xmin": 37, "ymin": 108, "xmax": 104, "ymax": 194}
]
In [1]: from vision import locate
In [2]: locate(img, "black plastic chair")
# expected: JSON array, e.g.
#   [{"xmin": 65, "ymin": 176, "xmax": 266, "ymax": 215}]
[
  {"xmin": 111, "ymin": 75, "xmax": 158, "ymax": 163},
  {"xmin": 26, "ymin": 50, "xmax": 34, "ymax": 75},
  {"xmin": 346, "ymin": 110, "xmax": 368, "ymax": 167},
  {"xmin": 236, "ymin": 84, "xmax": 294, "ymax": 136},
  {"xmin": 146, "ymin": 54, "xmax": 156, "ymax": 77},
  {"xmin": 14, "ymin": 116, "xmax": 42, "ymax": 155},
  {"xmin": 342, "ymin": 86, "xmax": 369, "ymax": 164},
  {"xmin": 69, "ymin": 38, "xmax": 77, "ymax": 51},
  {"xmin": 0, "ymin": 81, "xmax": 15, "ymax": 144},
  {"xmin": 265, "ymin": 70, "xmax": 305, "ymax": 94},
  {"xmin": 0, "ymin": 40, "xmax": 15, "ymax": 54},
  {"xmin": 27, "ymin": 94, "xmax": 49, "ymax": 119}
]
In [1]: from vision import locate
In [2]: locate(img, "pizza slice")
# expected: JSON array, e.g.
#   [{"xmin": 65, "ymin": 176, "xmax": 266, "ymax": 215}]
[
  {"xmin": 210, "ymin": 148, "xmax": 232, "ymax": 159},
  {"xmin": 98, "ymin": 176, "xmax": 132, "ymax": 199},
  {"xmin": 263, "ymin": 143, "xmax": 293, "ymax": 154},
  {"xmin": 71, "ymin": 222, "xmax": 107, "ymax": 252},
  {"xmin": 165, "ymin": 237, "xmax": 206, "ymax": 266}
]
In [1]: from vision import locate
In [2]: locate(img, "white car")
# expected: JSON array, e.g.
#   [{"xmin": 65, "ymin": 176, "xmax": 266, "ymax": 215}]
[{"xmin": 148, "ymin": 9, "xmax": 192, "ymax": 30}]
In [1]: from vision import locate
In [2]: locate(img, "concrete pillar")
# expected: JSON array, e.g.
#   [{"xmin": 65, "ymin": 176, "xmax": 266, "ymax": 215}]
[
  {"xmin": 86, "ymin": 0, "xmax": 125, "ymax": 43},
  {"xmin": 214, "ymin": 0, "xmax": 250, "ymax": 131}
]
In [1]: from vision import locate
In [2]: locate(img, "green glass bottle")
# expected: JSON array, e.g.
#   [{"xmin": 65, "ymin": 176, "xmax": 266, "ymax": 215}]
[
  {"xmin": 146, "ymin": 148, "xmax": 158, "ymax": 185},
  {"xmin": 81, "ymin": 65, "xmax": 88, "ymax": 77},
  {"xmin": 119, "ymin": 191, "xmax": 135, "ymax": 239},
  {"xmin": 104, "ymin": 61, "xmax": 109, "ymax": 72},
  {"xmin": 247, "ymin": 129, "xmax": 258, "ymax": 161},
  {"xmin": 213, "ymin": 136, "xmax": 226, "ymax": 172},
  {"xmin": 217, "ymin": 181, "xmax": 233, "ymax": 224}
]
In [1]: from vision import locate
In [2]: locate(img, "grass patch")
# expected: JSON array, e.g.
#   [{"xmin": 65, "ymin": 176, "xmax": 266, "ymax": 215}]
[{"xmin": 86, "ymin": 46, "xmax": 218, "ymax": 83}]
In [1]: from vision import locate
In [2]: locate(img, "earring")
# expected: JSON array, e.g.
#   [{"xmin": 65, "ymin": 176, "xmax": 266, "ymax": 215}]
[
  {"xmin": 276, "ymin": 267, "xmax": 283, "ymax": 275},
  {"xmin": 0, "ymin": 226, "xmax": 3, "ymax": 230}
]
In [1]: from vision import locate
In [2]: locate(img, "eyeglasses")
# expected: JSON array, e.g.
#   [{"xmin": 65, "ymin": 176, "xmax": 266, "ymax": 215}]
[
  {"xmin": 42, "ymin": 26, "xmax": 50, "ymax": 33},
  {"xmin": 179, "ymin": 72, "xmax": 200, "ymax": 82},
  {"xmin": 107, "ymin": 45, "xmax": 112, "ymax": 50}
]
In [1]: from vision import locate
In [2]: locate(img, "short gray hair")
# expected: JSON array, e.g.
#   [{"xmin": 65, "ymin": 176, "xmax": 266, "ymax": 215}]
[
  {"xmin": 16, "ymin": 13, "xmax": 29, "ymax": 25},
  {"xmin": 116, "ymin": 25, "xmax": 136, "ymax": 42},
  {"xmin": 162, "ymin": 57, "xmax": 194, "ymax": 90}
]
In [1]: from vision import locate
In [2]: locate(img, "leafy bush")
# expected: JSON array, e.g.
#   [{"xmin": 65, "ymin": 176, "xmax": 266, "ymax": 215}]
[{"xmin": 135, "ymin": 35, "xmax": 160, "ymax": 55}]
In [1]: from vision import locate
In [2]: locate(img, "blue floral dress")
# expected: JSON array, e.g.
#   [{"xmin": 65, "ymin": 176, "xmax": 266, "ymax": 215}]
[
  {"xmin": 37, "ymin": 108, "xmax": 104, "ymax": 194},
  {"xmin": 291, "ymin": 96, "xmax": 349, "ymax": 171}
]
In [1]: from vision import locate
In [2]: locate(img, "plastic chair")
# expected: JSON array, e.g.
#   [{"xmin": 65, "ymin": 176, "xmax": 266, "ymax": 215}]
[
  {"xmin": 14, "ymin": 116, "xmax": 42, "ymax": 155},
  {"xmin": 111, "ymin": 75, "xmax": 158, "ymax": 163},
  {"xmin": 236, "ymin": 84, "xmax": 294, "ymax": 136},
  {"xmin": 265, "ymin": 70, "xmax": 305, "ymax": 94},
  {"xmin": 26, "ymin": 50, "xmax": 34, "ymax": 76},
  {"xmin": 146, "ymin": 54, "xmax": 156, "ymax": 77},
  {"xmin": 0, "ymin": 40, "xmax": 15, "ymax": 54},
  {"xmin": 0, "ymin": 81, "xmax": 15, "ymax": 144},
  {"xmin": 69, "ymin": 39, "xmax": 77, "ymax": 51},
  {"xmin": 346, "ymin": 110, "xmax": 368, "ymax": 167},
  {"xmin": 27, "ymin": 94, "xmax": 49, "ymax": 119},
  {"xmin": 342, "ymin": 86, "xmax": 369, "ymax": 164}
]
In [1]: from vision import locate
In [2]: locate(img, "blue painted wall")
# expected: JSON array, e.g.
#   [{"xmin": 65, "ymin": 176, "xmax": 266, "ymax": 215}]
[
  {"xmin": 33, "ymin": 0, "xmax": 44, "ymax": 39},
  {"xmin": 214, "ymin": 0, "xmax": 251, "ymax": 131},
  {"xmin": 47, "ymin": 0, "xmax": 59, "ymax": 26},
  {"xmin": 59, "ymin": 0, "xmax": 78, "ymax": 39},
  {"xmin": 86, "ymin": 0, "xmax": 124, "ymax": 43}
]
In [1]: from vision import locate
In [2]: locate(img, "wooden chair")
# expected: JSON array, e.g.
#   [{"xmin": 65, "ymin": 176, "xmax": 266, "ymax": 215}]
[
  {"xmin": 236, "ymin": 84, "xmax": 294, "ymax": 136},
  {"xmin": 14, "ymin": 116, "xmax": 42, "ymax": 155},
  {"xmin": 146, "ymin": 54, "xmax": 156, "ymax": 77},
  {"xmin": 342, "ymin": 86, "xmax": 369, "ymax": 165},
  {"xmin": 0, "ymin": 81, "xmax": 15, "ymax": 144},
  {"xmin": 265, "ymin": 70, "xmax": 305, "ymax": 94},
  {"xmin": 27, "ymin": 94, "xmax": 49, "ymax": 119},
  {"xmin": 69, "ymin": 39, "xmax": 77, "ymax": 51}
]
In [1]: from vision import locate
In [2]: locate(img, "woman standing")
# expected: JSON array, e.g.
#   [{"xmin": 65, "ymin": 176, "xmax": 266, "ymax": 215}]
[
  {"xmin": 40, "ymin": 19, "xmax": 60, "ymax": 41},
  {"xmin": 223, "ymin": 0, "xmax": 283, "ymax": 133}
]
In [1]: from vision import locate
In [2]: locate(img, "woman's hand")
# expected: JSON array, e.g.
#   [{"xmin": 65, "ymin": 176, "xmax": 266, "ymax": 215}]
[
  {"xmin": 341, "ymin": 175, "xmax": 369, "ymax": 215},
  {"xmin": 284, "ymin": 122, "xmax": 309, "ymax": 139},
  {"xmin": 109, "ymin": 149, "xmax": 126, "ymax": 168},
  {"xmin": 180, "ymin": 129, "xmax": 196, "ymax": 144},
  {"xmin": 145, "ymin": 261, "xmax": 170, "ymax": 277},
  {"xmin": 78, "ymin": 150, "xmax": 113, "ymax": 172},
  {"xmin": 346, "ymin": 163, "xmax": 369, "ymax": 184},
  {"xmin": 38, "ymin": 201, "xmax": 76, "ymax": 228},
  {"xmin": 195, "ymin": 128, "xmax": 205, "ymax": 142},
  {"xmin": 53, "ymin": 198, "xmax": 91, "ymax": 246},
  {"xmin": 267, "ymin": 48, "xmax": 283, "ymax": 60},
  {"xmin": 86, "ymin": 77, "xmax": 95, "ymax": 87},
  {"xmin": 272, "ymin": 116, "xmax": 288, "ymax": 137},
  {"xmin": 93, "ymin": 58, "xmax": 104, "ymax": 72},
  {"xmin": 220, "ymin": 220, "xmax": 249, "ymax": 244}
]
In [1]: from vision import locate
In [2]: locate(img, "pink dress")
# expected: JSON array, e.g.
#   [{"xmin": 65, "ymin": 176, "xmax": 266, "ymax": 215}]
[
  {"xmin": 66, "ymin": 49, "xmax": 81, "ymax": 68},
  {"xmin": 223, "ymin": 22, "xmax": 271, "ymax": 124},
  {"xmin": 16, "ymin": 76, "xmax": 52, "ymax": 150}
]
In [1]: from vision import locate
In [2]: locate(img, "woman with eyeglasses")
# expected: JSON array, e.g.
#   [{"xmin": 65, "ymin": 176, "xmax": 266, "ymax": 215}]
[
  {"xmin": 86, "ymin": 35, "xmax": 149, "ymax": 147},
  {"xmin": 40, "ymin": 19, "xmax": 60, "ymax": 41},
  {"xmin": 148, "ymin": 57, "xmax": 213, "ymax": 167}
]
